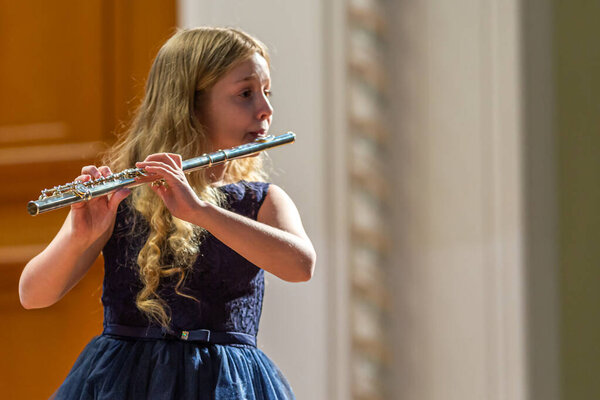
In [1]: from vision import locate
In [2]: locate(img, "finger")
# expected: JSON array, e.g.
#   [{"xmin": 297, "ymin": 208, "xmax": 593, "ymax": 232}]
[
  {"xmin": 107, "ymin": 188, "xmax": 131, "ymax": 212},
  {"xmin": 148, "ymin": 181, "xmax": 170, "ymax": 198},
  {"xmin": 98, "ymin": 166, "xmax": 113, "ymax": 178},
  {"xmin": 81, "ymin": 165, "xmax": 102, "ymax": 180},
  {"xmin": 165, "ymin": 153, "xmax": 183, "ymax": 168},
  {"xmin": 134, "ymin": 174, "xmax": 158, "ymax": 185},
  {"xmin": 69, "ymin": 174, "xmax": 92, "ymax": 209},
  {"xmin": 143, "ymin": 153, "xmax": 170, "ymax": 163},
  {"xmin": 73, "ymin": 174, "xmax": 92, "ymax": 183},
  {"xmin": 133, "ymin": 167, "xmax": 170, "ymax": 189},
  {"xmin": 134, "ymin": 161, "xmax": 160, "ymax": 180},
  {"xmin": 136, "ymin": 162, "xmax": 179, "ymax": 178},
  {"xmin": 143, "ymin": 153, "xmax": 182, "ymax": 168},
  {"xmin": 136, "ymin": 160, "xmax": 166, "ymax": 171},
  {"xmin": 142, "ymin": 168, "xmax": 178, "ymax": 187}
]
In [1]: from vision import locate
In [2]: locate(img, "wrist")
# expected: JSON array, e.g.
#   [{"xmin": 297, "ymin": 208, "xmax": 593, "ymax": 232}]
[
  {"xmin": 65, "ymin": 228, "xmax": 96, "ymax": 249},
  {"xmin": 66, "ymin": 217, "xmax": 106, "ymax": 249},
  {"xmin": 188, "ymin": 200, "xmax": 215, "ymax": 229}
]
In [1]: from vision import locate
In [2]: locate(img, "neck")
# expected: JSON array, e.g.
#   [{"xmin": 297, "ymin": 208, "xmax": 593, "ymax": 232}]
[{"xmin": 207, "ymin": 163, "xmax": 229, "ymax": 186}]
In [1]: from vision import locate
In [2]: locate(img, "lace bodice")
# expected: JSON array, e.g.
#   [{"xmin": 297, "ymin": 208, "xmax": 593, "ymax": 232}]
[{"xmin": 101, "ymin": 181, "xmax": 270, "ymax": 337}]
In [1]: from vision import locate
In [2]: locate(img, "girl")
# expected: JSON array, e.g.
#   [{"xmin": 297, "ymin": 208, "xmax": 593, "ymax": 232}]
[{"xmin": 19, "ymin": 27, "xmax": 315, "ymax": 399}]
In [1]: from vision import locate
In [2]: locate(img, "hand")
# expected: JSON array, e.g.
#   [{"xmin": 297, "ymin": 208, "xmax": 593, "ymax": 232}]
[
  {"xmin": 135, "ymin": 153, "xmax": 204, "ymax": 220},
  {"xmin": 69, "ymin": 165, "xmax": 131, "ymax": 245}
]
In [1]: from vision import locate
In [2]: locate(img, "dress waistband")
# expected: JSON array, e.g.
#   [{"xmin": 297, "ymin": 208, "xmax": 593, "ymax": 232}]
[{"xmin": 103, "ymin": 324, "xmax": 257, "ymax": 347}]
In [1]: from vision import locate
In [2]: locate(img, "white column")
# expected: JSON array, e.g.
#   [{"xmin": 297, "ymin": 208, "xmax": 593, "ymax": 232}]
[{"xmin": 388, "ymin": 0, "xmax": 528, "ymax": 399}]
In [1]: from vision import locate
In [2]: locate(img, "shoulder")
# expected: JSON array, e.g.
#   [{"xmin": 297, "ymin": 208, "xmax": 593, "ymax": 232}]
[
  {"xmin": 257, "ymin": 184, "xmax": 307, "ymax": 235},
  {"xmin": 235, "ymin": 182, "xmax": 294, "ymax": 214},
  {"xmin": 260, "ymin": 183, "xmax": 290, "ymax": 207}
]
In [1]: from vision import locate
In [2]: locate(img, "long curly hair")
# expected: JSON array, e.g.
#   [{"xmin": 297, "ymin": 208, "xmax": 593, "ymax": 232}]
[{"xmin": 103, "ymin": 27, "xmax": 269, "ymax": 328}]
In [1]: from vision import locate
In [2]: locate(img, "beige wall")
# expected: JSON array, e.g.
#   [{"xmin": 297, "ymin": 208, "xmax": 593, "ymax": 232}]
[
  {"xmin": 388, "ymin": 1, "xmax": 529, "ymax": 399},
  {"xmin": 178, "ymin": 2, "xmax": 330, "ymax": 399}
]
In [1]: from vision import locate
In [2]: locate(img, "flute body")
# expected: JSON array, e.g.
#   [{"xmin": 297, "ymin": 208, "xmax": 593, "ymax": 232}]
[{"xmin": 27, "ymin": 132, "xmax": 295, "ymax": 216}]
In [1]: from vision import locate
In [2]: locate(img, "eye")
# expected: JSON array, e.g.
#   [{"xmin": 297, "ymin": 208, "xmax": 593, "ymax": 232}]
[
  {"xmin": 240, "ymin": 89, "xmax": 252, "ymax": 98},
  {"xmin": 264, "ymin": 89, "xmax": 272, "ymax": 98}
]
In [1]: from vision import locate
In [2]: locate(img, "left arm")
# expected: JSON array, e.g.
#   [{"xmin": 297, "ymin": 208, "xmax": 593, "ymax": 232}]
[
  {"xmin": 194, "ymin": 184, "xmax": 316, "ymax": 282},
  {"xmin": 136, "ymin": 154, "xmax": 316, "ymax": 282}
]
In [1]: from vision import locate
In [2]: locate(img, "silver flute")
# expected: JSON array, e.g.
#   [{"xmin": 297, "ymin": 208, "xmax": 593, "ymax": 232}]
[{"xmin": 27, "ymin": 132, "xmax": 296, "ymax": 216}]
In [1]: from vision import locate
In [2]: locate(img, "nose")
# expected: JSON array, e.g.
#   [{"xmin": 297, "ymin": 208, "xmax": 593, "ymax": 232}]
[{"xmin": 257, "ymin": 93, "xmax": 273, "ymax": 121}]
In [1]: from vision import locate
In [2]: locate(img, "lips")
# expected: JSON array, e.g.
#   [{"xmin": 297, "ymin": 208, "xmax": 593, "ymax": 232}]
[{"xmin": 247, "ymin": 129, "xmax": 268, "ymax": 140}]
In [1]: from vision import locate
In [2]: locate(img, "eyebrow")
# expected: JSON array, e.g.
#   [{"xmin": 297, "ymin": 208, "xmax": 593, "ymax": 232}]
[{"xmin": 234, "ymin": 74, "xmax": 270, "ymax": 84}]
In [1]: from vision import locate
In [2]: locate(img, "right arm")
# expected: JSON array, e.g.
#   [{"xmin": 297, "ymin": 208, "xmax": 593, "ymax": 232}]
[{"xmin": 19, "ymin": 166, "xmax": 130, "ymax": 309}]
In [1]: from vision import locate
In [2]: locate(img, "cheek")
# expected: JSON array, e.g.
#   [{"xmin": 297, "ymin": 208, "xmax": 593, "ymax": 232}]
[
  {"xmin": 223, "ymin": 103, "xmax": 254, "ymax": 124},
  {"xmin": 203, "ymin": 97, "xmax": 253, "ymax": 138}
]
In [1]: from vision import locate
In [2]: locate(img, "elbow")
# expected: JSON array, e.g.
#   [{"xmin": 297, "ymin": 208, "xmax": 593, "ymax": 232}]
[
  {"xmin": 19, "ymin": 288, "xmax": 37, "ymax": 310},
  {"xmin": 270, "ymin": 245, "xmax": 317, "ymax": 283},
  {"xmin": 20, "ymin": 297, "xmax": 38, "ymax": 310},
  {"xmin": 18, "ymin": 274, "xmax": 53, "ymax": 310},
  {"xmin": 20, "ymin": 300, "xmax": 51, "ymax": 310},
  {"xmin": 18, "ymin": 279, "xmax": 37, "ymax": 310},
  {"xmin": 304, "ymin": 248, "xmax": 317, "ymax": 281},
  {"xmin": 294, "ymin": 248, "xmax": 317, "ymax": 283},
  {"xmin": 19, "ymin": 290, "xmax": 53, "ymax": 310}
]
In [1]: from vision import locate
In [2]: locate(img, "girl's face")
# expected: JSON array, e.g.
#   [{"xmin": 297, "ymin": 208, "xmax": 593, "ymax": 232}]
[{"xmin": 200, "ymin": 52, "xmax": 273, "ymax": 150}]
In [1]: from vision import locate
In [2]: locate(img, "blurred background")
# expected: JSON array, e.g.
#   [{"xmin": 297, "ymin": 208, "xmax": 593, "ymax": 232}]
[{"xmin": 0, "ymin": 0, "xmax": 598, "ymax": 399}]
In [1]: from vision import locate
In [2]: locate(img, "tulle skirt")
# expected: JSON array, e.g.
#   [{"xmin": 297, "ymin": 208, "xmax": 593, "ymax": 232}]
[{"xmin": 52, "ymin": 334, "xmax": 295, "ymax": 399}]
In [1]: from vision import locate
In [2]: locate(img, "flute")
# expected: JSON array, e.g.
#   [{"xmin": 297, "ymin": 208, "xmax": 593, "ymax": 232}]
[{"xmin": 27, "ymin": 132, "xmax": 296, "ymax": 216}]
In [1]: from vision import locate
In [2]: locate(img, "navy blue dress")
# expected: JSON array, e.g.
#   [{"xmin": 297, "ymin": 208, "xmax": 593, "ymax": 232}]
[{"xmin": 53, "ymin": 181, "xmax": 295, "ymax": 399}]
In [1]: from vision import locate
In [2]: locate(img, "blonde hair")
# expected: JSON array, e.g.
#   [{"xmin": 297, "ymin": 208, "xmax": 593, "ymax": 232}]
[{"xmin": 103, "ymin": 27, "xmax": 269, "ymax": 328}]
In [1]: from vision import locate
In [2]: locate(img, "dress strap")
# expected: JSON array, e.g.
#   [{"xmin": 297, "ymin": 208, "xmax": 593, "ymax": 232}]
[{"xmin": 103, "ymin": 324, "xmax": 257, "ymax": 346}]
